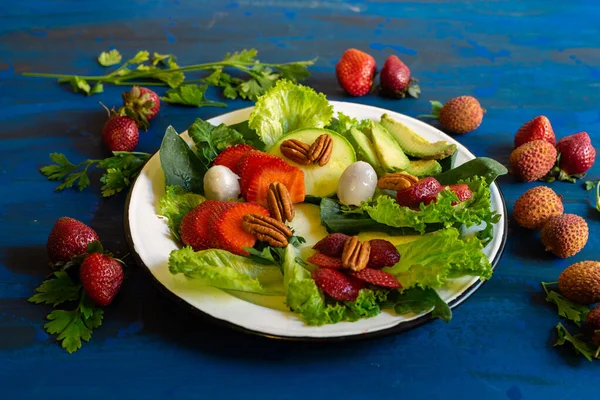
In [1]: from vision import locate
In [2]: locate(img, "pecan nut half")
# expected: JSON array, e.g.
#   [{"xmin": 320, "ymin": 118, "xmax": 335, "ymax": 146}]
[
  {"xmin": 266, "ymin": 182, "xmax": 295, "ymax": 223},
  {"xmin": 377, "ymin": 172, "xmax": 419, "ymax": 191},
  {"xmin": 280, "ymin": 139, "xmax": 311, "ymax": 165},
  {"xmin": 242, "ymin": 213, "xmax": 293, "ymax": 247},
  {"xmin": 341, "ymin": 236, "xmax": 371, "ymax": 271},
  {"xmin": 308, "ymin": 134, "xmax": 334, "ymax": 166}
]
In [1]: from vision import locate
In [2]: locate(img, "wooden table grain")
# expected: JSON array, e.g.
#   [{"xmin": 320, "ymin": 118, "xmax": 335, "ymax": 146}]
[{"xmin": 2, "ymin": 1, "xmax": 599, "ymax": 398}]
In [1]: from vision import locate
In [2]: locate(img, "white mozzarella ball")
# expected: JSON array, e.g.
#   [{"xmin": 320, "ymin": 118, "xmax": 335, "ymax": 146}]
[
  {"xmin": 337, "ymin": 161, "xmax": 378, "ymax": 206},
  {"xmin": 203, "ymin": 165, "xmax": 241, "ymax": 201}
]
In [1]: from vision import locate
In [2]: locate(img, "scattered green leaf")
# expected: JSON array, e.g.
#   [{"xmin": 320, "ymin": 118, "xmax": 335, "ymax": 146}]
[
  {"xmin": 542, "ymin": 282, "xmax": 589, "ymax": 326},
  {"xmin": 97, "ymin": 49, "xmax": 122, "ymax": 66},
  {"xmin": 161, "ymin": 84, "xmax": 227, "ymax": 107},
  {"xmin": 187, "ymin": 118, "xmax": 245, "ymax": 168},
  {"xmin": 554, "ymin": 323, "xmax": 598, "ymax": 361}
]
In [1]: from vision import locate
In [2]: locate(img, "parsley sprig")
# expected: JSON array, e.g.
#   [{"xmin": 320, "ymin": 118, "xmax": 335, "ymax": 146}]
[
  {"xmin": 23, "ymin": 49, "xmax": 316, "ymax": 103},
  {"xmin": 41, "ymin": 151, "xmax": 151, "ymax": 197},
  {"xmin": 29, "ymin": 271, "xmax": 104, "ymax": 354}
]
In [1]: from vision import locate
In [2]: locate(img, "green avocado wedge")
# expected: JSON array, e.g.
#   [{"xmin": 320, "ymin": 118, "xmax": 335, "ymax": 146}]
[
  {"xmin": 346, "ymin": 127, "xmax": 383, "ymax": 176},
  {"xmin": 435, "ymin": 157, "xmax": 508, "ymax": 185},
  {"xmin": 366, "ymin": 121, "xmax": 410, "ymax": 172},
  {"xmin": 403, "ymin": 160, "xmax": 442, "ymax": 177},
  {"xmin": 380, "ymin": 113, "xmax": 456, "ymax": 160}
]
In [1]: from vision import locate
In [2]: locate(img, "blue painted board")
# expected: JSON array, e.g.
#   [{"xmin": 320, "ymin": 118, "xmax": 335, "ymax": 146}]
[{"xmin": 2, "ymin": 1, "xmax": 600, "ymax": 399}]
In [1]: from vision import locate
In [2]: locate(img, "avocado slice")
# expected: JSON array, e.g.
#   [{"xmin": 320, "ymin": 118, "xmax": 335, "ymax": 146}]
[
  {"xmin": 367, "ymin": 121, "xmax": 410, "ymax": 172},
  {"xmin": 403, "ymin": 160, "xmax": 442, "ymax": 177},
  {"xmin": 346, "ymin": 127, "xmax": 383, "ymax": 176},
  {"xmin": 380, "ymin": 114, "xmax": 456, "ymax": 160}
]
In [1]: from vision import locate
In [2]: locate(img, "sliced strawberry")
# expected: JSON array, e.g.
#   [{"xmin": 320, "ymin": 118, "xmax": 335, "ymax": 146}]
[
  {"xmin": 312, "ymin": 233, "xmax": 350, "ymax": 257},
  {"xmin": 349, "ymin": 268, "xmax": 402, "ymax": 289},
  {"xmin": 367, "ymin": 239, "xmax": 400, "ymax": 269},
  {"xmin": 237, "ymin": 151, "xmax": 280, "ymax": 195},
  {"xmin": 180, "ymin": 200, "xmax": 229, "ymax": 251},
  {"xmin": 243, "ymin": 158, "xmax": 305, "ymax": 206},
  {"xmin": 214, "ymin": 143, "xmax": 256, "ymax": 174},
  {"xmin": 397, "ymin": 177, "xmax": 442, "ymax": 207},
  {"xmin": 448, "ymin": 184, "xmax": 473, "ymax": 203},
  {"xmin": 311, "ymin": 268, "xmax": 364, "ymax": 301},
  {"xmin": 307, "ymin": 253, "xmax": 344, "ymax": 269},
  {"xmin": 211, "ymin": 202, "xmax": 270, "ymax": 255}
]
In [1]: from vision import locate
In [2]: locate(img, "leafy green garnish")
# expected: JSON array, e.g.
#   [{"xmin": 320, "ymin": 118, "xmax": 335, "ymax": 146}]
[
  {"xmin": 542, "ymin": 282, "xmax": 590, "ymax": 326},
  {"xmin": 387, "ymin": 228, "xmax": 492, "ymax": 289},
  {"xmin": 97, "ymin": 49, "xmax": 122, "ymax": 66},
  {"xmin": 24, "ymin": 48, "xmax": 315, "ymax": 101},
  {"xmin": 168, "ymin": 247, "xmax": 284, "ymax": 295},
  {"xmin": 40, "ymin": 151, "xmax": 151, "ymax": 197},
  {"xmin": 158, "ymin": 186, "xmax": 206, "ymax": 241},
  {"xmin": 248, "ymin": 80, "xmax": 334, "ymax": 149},
  {"xmin": 159, "ymin": 126, "xmax": 207, "ymax": 193},
  {"xmin": 326, "ymin": 112, "xmax": 370, "ymax": 138},
  {"xmin": 554, "ymin": 323, "xmax": 598, "ymax": 361},
  {"xmin": 361, "ymin": 176, "xmax": 500, "ymax": 244},
  {"xmin": 161, "ymin": 84, "xmax": 227, "ymax": 107},
  {"xmin": 393, "ymin": 287, "xmax": 452, "ymax": 322},
  {"xmin": 187, "ymin": 118, "xmax": 246, "ymax": 168},
  {"xmin": 585, "ymin": 180, "xmax": 596, "ymax": 190},
  {"xmin": 584, "ymin": 181, "xmax": 600, "ymax": 212},
  {"xmin": 29, "ymin": 272, "xmax": 104, "ymax": 354}
]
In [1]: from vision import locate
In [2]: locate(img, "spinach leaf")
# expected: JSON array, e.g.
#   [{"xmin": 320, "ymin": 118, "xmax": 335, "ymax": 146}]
[{"xmin": 159, "ymin": 126, "xmax": 206, "ymax": 193}]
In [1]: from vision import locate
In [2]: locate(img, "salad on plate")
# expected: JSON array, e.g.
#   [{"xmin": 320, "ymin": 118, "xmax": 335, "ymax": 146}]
[{"xmin": 155, "ymin": 80, "xmax": 507, "ymax": 326}]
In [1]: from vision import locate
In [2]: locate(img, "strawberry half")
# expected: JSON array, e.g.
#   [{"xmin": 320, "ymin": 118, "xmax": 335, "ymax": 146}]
[
  {"xmin": 367, "ymin": 239, "xmax": 400, "ymax": 269},
  {"xmin": 242, "ymin": 157, "xmax": 305, "ymax": 206},
  {"xmin": 397, "ymin": 177, "xmax": 442, "ymax": 207},
  {"xmin": 312, "ymin": 233, "xmax": 350, "ymax": 257},
  {"xmin": 211, "ymin": 202, "xmax": 270, "ymax": 255},
  {"xmin": 311, "ymin": 268, "xmax": 365, "ymax": 301},
  {"xmin": 448, "ymin": 184, "xmax": 473, "ymax": 203},
  {"xmin": 514, "ymin": 116, "xmax": 555, "ymax": 148},
  {"xmin": 179, "ymin": 200, "xmax": 229, "ymax": 251},
  {"xmin": 349, "ymin": 268, "xmax": 402, "ymax": 289},
  {"xmin": 80, "ymin": 253, "xmax": 124, "ymax": 306},
  {"xmin": 336, "ymin": 49, "xmax": 376, "ymax": 97},
  {"xmin": 47, "ymin": 217, "xmax": 100, "ymax": 264},
  {"xmin": 237, "ymin": 151, "xmax": 280, "ymax": 195},
  {"xmin": 214, "ymin": 144, "xmax": 256, "ymax": 175},
  {"xmin": 307, "ymin": 253, "xmax": 344, "ymax": 269}
]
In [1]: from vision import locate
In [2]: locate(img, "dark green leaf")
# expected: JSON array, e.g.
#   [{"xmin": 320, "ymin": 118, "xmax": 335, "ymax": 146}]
[
  {"xmin": 555, "ymin": 323, "xmax": 597, "ymax": 361},
  {"xmin": 86, "ymin": 240, "xmax": 104, "ymax": 254},
  {"xmin": 542, "ymin": 282, "xmax": 589, "ymax": 326},
  {"xmin": 159, "ymin": 126, "xmax": 206, "ymax": 193},
  {"xmin": 28, "ymin": 272, "xmax": 81, "ymax": 306},
  {"xmin": 161, "ymin": 84, "xmax": 227, "ymax": 107},
  {"xmin": 187, "ymin": 118, "xmax": 245, "ymax": 168},
  {"xmin": 393, "ymin": 287, "xmax": 451, "ymax": 321}
]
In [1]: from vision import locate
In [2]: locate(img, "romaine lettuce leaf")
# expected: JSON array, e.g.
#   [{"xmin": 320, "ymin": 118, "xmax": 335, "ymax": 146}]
[
  {"xmin": 158, "ymin": 186, "xmax": 205, "ymax": 241},
  {"xmin": 248, "ymin": 80, "xmax": 333, "ymax": 149},
  {"xmin": 385, "ymin": 228, "xmax": 492, "ymax": 289},
  {"xmin": 361, "ymin": 176, "xmax": 500, "ymax": 243},
  {"xmin": 169, "ymin": 247, "xmax": 284, "ymax": 295}
]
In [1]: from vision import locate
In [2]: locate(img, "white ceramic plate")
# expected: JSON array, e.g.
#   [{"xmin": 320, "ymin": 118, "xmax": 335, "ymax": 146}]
[{"xmin": 124, "ymin": 101, "xmax": 507, "ymax": 340}]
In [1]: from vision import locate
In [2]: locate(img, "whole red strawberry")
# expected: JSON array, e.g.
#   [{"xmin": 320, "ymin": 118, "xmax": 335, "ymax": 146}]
[
  {"xmin": 122, "ymin": 86, "xmax": 161, "ymax": 130},
  {"xmin": 379, "ymin": 55, "xmax": 420, "ymax": 98},
  {"xmin": 556, "ymin": 132, "xmax": 596, "ymax": 177},
  {"xmin": 47, "ymin": 217, "xmax": 100, "ymax": 264},
  {"xmin": 102, "ymin": 114, "xmax": 139, "ymax": 152},
  {"xmin": 514, "ymin": 116, "xmax": 555, "ymax": 148},
  {"xmin": 336, "ymin": 49, "xmax": 376, "ymax": 97},
  {"xmin": 80, "ymin": 253, "xmax": 124, "ymax": 306}
]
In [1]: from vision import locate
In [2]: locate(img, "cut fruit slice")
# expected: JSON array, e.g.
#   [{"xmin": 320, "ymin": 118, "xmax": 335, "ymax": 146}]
[
  {"xmin": 349, "ymin": 268, "xmax": 402, "ymax": 289},
  {"xmin": 346, "ymin": 127, "xmax": 383, "ymax": 176},
  {"xmin": 243, "ymin": 158, "xmax": 305, "ymax": 206},
  {"xmin": 211, "ymin": 202, "xmax": 270, "ymax": 255},
  {"xmin": 179, "ymin": 200, "xmax": 230, "ymax": 251},
  {"xmin": 403, "ymin": 160, "xmax": 442, "ymax": 177},
  {"xmin": 306, "ymin": 253, "xmax": 344, "ymax": 269},
  {"xmin": 367, "ymin": 121, "xmax": 410, "ymax": 172},
  {"xmin": 237, "ymin": 151, "xmax": 280, "ymax": 195},
  {"xmin": 213, "ymin": 143, "xmax": 256, "ymax": 174},
  {"xmin": 269, "ymin": 128, "xmax": 356, "ymax": 197},
  {"xmin": 380, "ymin": 113, "xmax": 456, "ymax": 160}
]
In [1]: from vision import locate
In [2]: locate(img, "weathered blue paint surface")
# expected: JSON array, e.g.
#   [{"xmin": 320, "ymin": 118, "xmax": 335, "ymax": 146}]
[{"xmin": 2, "ymin": 0, "xmax": 600, "ymax": 398}]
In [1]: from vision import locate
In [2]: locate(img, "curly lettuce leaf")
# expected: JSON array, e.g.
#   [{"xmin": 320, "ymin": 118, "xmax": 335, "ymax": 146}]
[
  {"xmin": 248, "ymin": 80, "xmax": 333, "ymax": 149},
  {"xmin": 362, "ymin": 176, "xmax": 500, "ymax": 244},
  {"xmin": 169, "ymin": 247, "xmax": 284, "ymax": 295},
  {"xmin": 385, "ymin": 228, "xmax": 492, "ymax": 289},
  {"xmin": 158, "ymin": 186, "xmax": 205, "ymax": 241},
  {"xmin": 326, "ymin": 112, "xmax": 370, "ymax": 138}
]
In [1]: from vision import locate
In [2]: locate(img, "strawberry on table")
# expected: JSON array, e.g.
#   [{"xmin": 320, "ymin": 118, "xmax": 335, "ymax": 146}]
[
  {"xmin": 311, "ymin": 267, "xmax": 365, "ymax": 301},
  {"xmin": 213, "ymin": 143, "xmax": 256, "ymax": 174},
  {"xmin": 211, "ymin": 202, "xmax": 270, "ymax": 255},
  {"xmin": 47, "ymin": 217, "xmax": 100, "ymax": 264},
  {"xmin": 336, "ymin": 48, "xmax": 376, "ymax": 97},
  {"xmin": 555, "ymin": 132, "xmax": 596, "ymax": 179},
  {"xmin": 379, "ymin": 55, "xmax": 420, "ymax": 98},
  {"xmin": 307, "ymin": 253, "xmax": 344, "ymax": 269},
  {"xmin": 349, "ymin": 268, "xmax": 402, "ymax": 289},
  {"xmin": 80, "ymin": 252, "xmax": 124, "ymax": 306},
  {"xmin": 102, "ymin": 113, "xmax": 139, "ymax": 152},
  {"xmin": 312, "ymin": 233, "xmax": 350, "ymax": 257},
  {"xmin": 514, "ymin": 115, "xmax": 555, "ymax": 148},
  {"xmin": 121, "ymin": 86, "xmax": 161, "ymax": 130}
]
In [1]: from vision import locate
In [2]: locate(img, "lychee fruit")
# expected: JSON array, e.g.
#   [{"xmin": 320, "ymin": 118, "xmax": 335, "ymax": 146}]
[
  {"xmin": 558, "ymin": 261, "xmax": 600, "ymax": 304},
  {"xmin": 430, "ymin": 96, "xmax": 485, "ymax": 135},
  {"xmin": 541, "ymin": 214, "xmax": 588, "ymax": 258},
  {"xmin": 510, "ymin": 140, "xmax": 557, "ymax": 182},
  {"xmin": 513, "ymin": 186, "xmax": 563, "ymax": 229}
]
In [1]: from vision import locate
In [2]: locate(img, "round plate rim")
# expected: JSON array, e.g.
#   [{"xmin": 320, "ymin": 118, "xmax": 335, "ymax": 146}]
[{"xmin": 123, "ymin": 101, "xmax": 508, "ymax": 342}]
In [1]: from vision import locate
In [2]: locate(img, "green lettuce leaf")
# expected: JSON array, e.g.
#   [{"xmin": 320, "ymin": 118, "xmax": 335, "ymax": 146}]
[
  {"xmin": 393, "ymin": 287, "xmax": 452, "ymax": 322},
  {"xmin": 386, "ymin": 228, "xmax": 492, "ymax": 289},
  {"xmin": 187, "ymin": 118, "xmax": 246, "ymax": 168},
  {"xmin": 361, "ymin": 176, "xmax": 500, "ymax": 244},
  {"xmin": 248, "ymin": 80, "xmax": 333, "ymax": 149},
  {"xmin": 326, "ymin": 112, "xmax": 370, "ymax": 138},
  {"xmin": 158, "ymin": 186, "xmax": 205, "ymax": 241},
  {"xmin": 169, "ymin": 247, "xmax": 284, "ymax": 295}
]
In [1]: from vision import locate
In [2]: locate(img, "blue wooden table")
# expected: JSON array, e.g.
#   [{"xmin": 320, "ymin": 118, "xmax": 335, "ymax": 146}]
[{"xmin": 2, "ymin": 1, "xmax": 599, "ymax": 398}]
